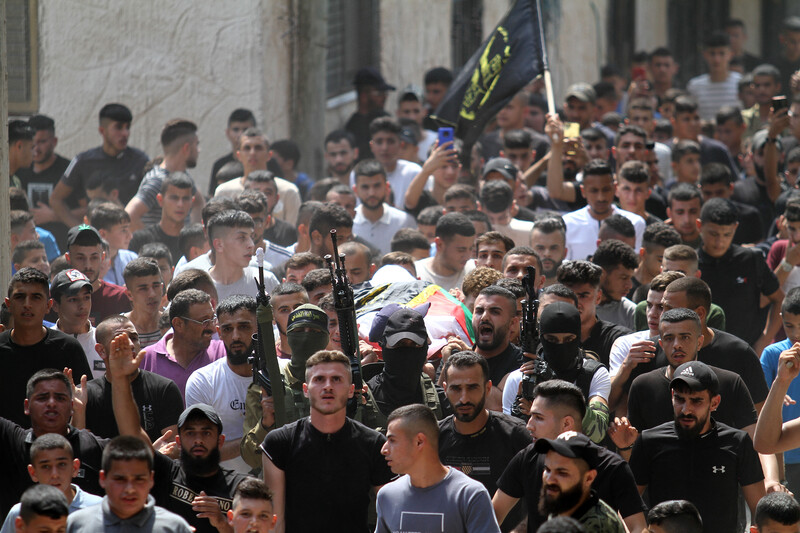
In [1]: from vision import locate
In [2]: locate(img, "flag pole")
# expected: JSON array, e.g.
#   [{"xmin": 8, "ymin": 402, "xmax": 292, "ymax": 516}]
[{"xmin": 535, "ymin": 0, "xmax": 556, "ymax": 117}]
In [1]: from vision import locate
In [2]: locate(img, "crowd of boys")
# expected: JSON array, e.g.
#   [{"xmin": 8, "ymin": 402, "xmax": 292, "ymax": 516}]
[{"xmin": 10, "ymin": 14, "xmax": 800, "ymax": 533}]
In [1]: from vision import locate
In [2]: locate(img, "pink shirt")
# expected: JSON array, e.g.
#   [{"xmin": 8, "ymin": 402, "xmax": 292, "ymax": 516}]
[{"xmin": 140, "ymin": 331, "xmax": 226, "ymax": 404}]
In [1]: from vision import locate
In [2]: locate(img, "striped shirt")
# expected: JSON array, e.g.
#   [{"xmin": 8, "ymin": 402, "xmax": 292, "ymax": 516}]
[{"xmin": 687, "ymin": 72, "xmax": 742, "ymax": 120}]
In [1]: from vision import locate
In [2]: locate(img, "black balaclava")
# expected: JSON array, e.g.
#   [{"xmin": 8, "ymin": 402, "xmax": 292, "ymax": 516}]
[{"xmin": 539, "ymin": 302, "xmax": 583, "ymax": 377}]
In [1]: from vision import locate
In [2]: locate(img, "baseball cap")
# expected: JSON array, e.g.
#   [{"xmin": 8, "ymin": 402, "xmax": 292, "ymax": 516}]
[
  {"xmin": 565, "ymin": 83, "xmax": 597, "ymax": 104},
  {"xmin": 670, "ymin": 361, "xmax": 719, "ymax": 396},
  {"xmin": 50, "ymin": 269, "xmax": 93, "ymax": 301},
  {"xmin": 399, "ymin": 84, "xmax": 424, "ymax": 103},
  {"xmin": 67, "ymin": 224, "xmax": 103, "ymax": 248},
  {"xmin": 399, "ymin": 126, "xmax": 419, "ymax": 145},
  {"xmin": 482, "ymin": 157, "xmax": 517, "ymax": 181},
  {"xmin": 532, "ymin": 431, "xmax": 600, "ymax": 468},
  {"xmin": 287, "ymin": 303, "xmax": 328, "ymax": 333},
  {"xmin": 178, "ymin": 403, "xmax": 223, "ymax": 432},
  {"xmin": 382, "ymin": 306, "xmax": 430, "ymax": 347},
  {"xmin": 353, "ymin": 67, "xmax": 396, "ymax": 91}
]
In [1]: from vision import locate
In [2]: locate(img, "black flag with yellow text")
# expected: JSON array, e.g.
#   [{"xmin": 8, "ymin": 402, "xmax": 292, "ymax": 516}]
[{"xmin": 431, "ymin": 0, "xmax": 544, "ymax": 146}]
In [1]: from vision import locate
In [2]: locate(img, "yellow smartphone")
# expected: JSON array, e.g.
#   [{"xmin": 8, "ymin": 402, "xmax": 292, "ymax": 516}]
[{"xmin": 563, "ymin": 122, "xmax": 581, "ymax": 138}]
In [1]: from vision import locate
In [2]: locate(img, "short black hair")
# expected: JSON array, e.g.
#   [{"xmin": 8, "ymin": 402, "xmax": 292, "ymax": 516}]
[
  {"xmin": 755, "ymin": 492, "xmax": 800, "ymax": 527},
  {"xmin": 592, "ymin": 239, "xmax": 638, "ymax": 271},
  {"xmin": 161, "ymin": 171, "xmax": 194, "ymax": 195},
  {"xmin": 435, "ymin": 212, "xmax": 476, "ymax": 240},
  {"xmin": 9, "ymin": 266, "xmax": 50, "ymax": 298},
  {"xmin": 11, "ymin": 239, "xmax": 45, "ymax": 266},
  {"xmin": 424, "ymin": 66, "xmax": 453, "ymax": 85},
  {"xmin": 533, "ymin": 379, "xmax": 586, "ymax": 421},
  {"xmin": 668, "ymin": 183, "xmax": 703, "ymax": 208},
  {"xmin": 102, "ymin": 435, "xmax": 153, "ymax": 473},
  {"xmin": 369, "ymin": 116, "xmax": 401, "ymax": 138},
  {"xmin": 541, "ymin": 283, "xmax": 578, "ymax": 306},
  {"xmin": 783, "ymin": 286, "xmax": 800, "ymax": 315},
  {"xmin": 123, "ymin": 257, "xmax": 162, "ymax": 287},
  {"xmin": 674, "ymin": 96, "xmax": 699, "ymax": 116},
  {"xmin": 26, "ymin": 369, "xmax": 71, "ymax": 401},
  {"xmin": 30, "ymin": 433, "xmax": 74, "ymax": 463},
  {"xmin": 580, "ymin": 127, "xmax": 607, "ymax": 146},
  {"xmin": 503, "ymin": 129, "xmax": 533, "ymax": 150},
  {"xmin": 160, "ymin": 119, "xmax": 198, "ymax": 149},
  {"xmin": 671, "ymin": 139, "xmax": 701, "ymax": 163},
  {"xmin": 443, "ymin": 350, "xmax": 490, "ymax": 384},
  {"xmin": 715, "ymin": 105, "xmax": 744, "ymax": 127},
  {"xmin": 178, "ymin": 223, "xmax": 207, "ymax": 260},
  {"xmin": 27, "ymin": 114, "xmax": 55, "ymax": 134},
  {"xmin": 665, "ymin": 276, "xmax": 712, "ymax": 314},
  {"xmin": 271, "ymin": 139, "xmax": 301, "ymax": 165},
  {"xmin": 699, "ymin": 162, "xmax": 733, "ymax": 188},
  {"xmin": 324, "ymin": 129, "xmax": 356, "ymax": 149},
  {"xmin": 309, "ymin": 203, "xmax": 353, "ymax": 237},
  {"xmin": 89, "ymin": 202, "xmax": 130, "ymax": 231},
  {"xmin": 301, "ymin": 269, "xmax": 332, "ymax": 293},
  {"xmin": 443, "ymin": 184, "xmax": 477, "ymax": 204},
  {"xmin": 659, "ymin": 307, "xmax": 702, "ymax": 332},
  {"xmin": 233, "ymin": 477, "xmax": 273, "ymax": 509},
  {"xmin": 271, "ymin": 281, "xmax": 308, "ymax": 297},
  {"xmin": 556, "ymin": 260, "xmax": 603, "ymax": 288},
  {"xmin": 418, "ymin": 206, "xmax": 445, "ymax": 226},
  {"xmin": 169, "ymin": 288, "xmax": 212, "ymax": 323},
  {"xmin": 216, "ymin": 294, "xmax": 257, "ymax": 319},
  {"xmin": 166, "ymin": 269, "xmax": 215, "ymax": 301},
  {"xmin": 536, "ymin": 516, "xmax": 585, "ymax": 533},
  {"xmin": 8, "ymin": 120, "xmax": 34, "ymax": 144},
  {"xmin": 18, "ymin": 485, "xmax": 68, "ymax": 523},
  {"xmin": 353, "ymin": 159, "xmax": 386, "ymax": 181},
  {"xmin": 650, "ymin": 47, "xmax": 673, "ymax": 60},
  {"xmin": 493, "ymin": 277, "xmax": 525, "ymax": 299},
  {"xmin": 139, "ymin": 242, "xmax": 173, "ymax": 267},
  {"xmin": 582, "ymin": 159, "xmax": 614, "ymax": 180},
  {"xmin": 228, "ymin": 108, "xmax": 256, "ymax": 126},
  {"xmin": 99, "ymin": 103, "xmax": 133, "ymax": 124},
  {"xmin": 704, "ymin": 31, "xmax": 730, "ymax": 49},
  {"xmin": 647, "ymin": 500, "xmax": 703, "ymax": 532},
  {"xmin": 207, "ymin": 210, "xmax": 254, "ymax": 249},
  {"xmin": 700, "ymin": 197, "xmax": 738, "ymax": 226},
  {"xmin": 479, "ymin": 180, "xmax": 514, "ymax": 213},
  {"xmin": 643, "ymin": 222, "xmax": 682, "ymax": 250},
  {"xmin": 465, "ymin": 210, "xmax": 492, "ymax": 233},
  {"xmin": 476, "ymin": 285, "xmax": 517, "ymax": 310},
  {"xmin": 502, "ymin": 246, "xmax": 543, "ymax": 272},
  {"xmin": 614, "ymin": 124, "xmax": 647, "ymax": 146},
  {"xmin": 391, "ymin": 228, "xmax": 430, "ymax": 253},
  {"xmin": 618, "ymin": 160, "xmax": 649, "ymax": 184},
  {"xmin": 599, "ymin": 214, "xmax": 635, "ymax": 239}
]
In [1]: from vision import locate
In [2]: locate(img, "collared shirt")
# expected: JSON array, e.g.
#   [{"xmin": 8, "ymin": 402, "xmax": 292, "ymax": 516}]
[
  {"xmin": 563, "ymin": 205, "xmax": 646, "ymax": 261},
  {"xmin": 67, "ymin": 495, "xmax": 192, "ymax": 533},
  {"xmin": 353, "ymin": 203, "xmax": 416, "ymax": 256},
  {"xmin": 1, "ymin": 485, "xmax": 102, "ymax": 533},
  {"xmin": 104, "ymin": 249, "xmax": 139, "ymax": 286},
  {"xmin": 139, "ymin": 331, "xmax": 226, "ymax": 403}
]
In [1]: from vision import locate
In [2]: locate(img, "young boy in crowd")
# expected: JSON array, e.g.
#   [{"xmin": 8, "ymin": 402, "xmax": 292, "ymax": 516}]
[
  {"xmin": 66, "ymin": 436, "xmax": 191, "ymax": 532},
  {"xmin": 226, "ymin": 478, "xmax": 276, "ymax": 533},
  {"xmin": 1, "ymin": 434, "xmax": 102, "ymax": 533},
  {"xmin": 11, "ymin": 485, "xmax": 68, "ymax": 533},
  {"xmin": 123, "ymin": 257, "xmax": 165, "ymax": 349},
  {"xmin": 178, "ymin": 223, "xmax": 209, "ymax": 265},
  {"xmin": 670, "ymin": 140, "xmax": 702, "ymax": 187},
  {"xmin": 50, "ymin": 269, "xmax": 104, "ymax": 378},
  {"xmin": 751, "ymin": 492, "xmax": 800, "ymax": 533},
  {"xmin": 12, "ymin": 241, "xmax": 50, "ymax": 277},
  {"xmin": 89, "ymin": 202, "xmax": 135, "ymax": 286}
]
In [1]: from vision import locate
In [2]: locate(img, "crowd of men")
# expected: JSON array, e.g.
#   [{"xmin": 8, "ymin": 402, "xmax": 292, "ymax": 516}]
[{"xmin": 12, "ymin": 13, "xmax": 800, "ymax": 533}]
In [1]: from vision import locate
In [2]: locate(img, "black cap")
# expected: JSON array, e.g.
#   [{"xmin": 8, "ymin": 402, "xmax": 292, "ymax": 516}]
[
  {"xmin": 671, "ymin": 361, "xmax": 719, "ymax": 396},
  {"xmin": 565, "ymin": 83, "xmax": 597, "ymax": 104},
  {"xmin": 533, "ymin": 431, "xmax": 600, "ymax": 468},
  {"xmin": 482, "ymin": 157, "xmax": 517, "ymax": 181},
  {"xmin": 177, "ymin": 403, "xmax": 223, "ymax": 432},
  {"xmin": 382, "ymin": 305, "xmax": 430, "ymax": 347},
  {"xmin": 50, "ymin": 269, "xmax": 93, "ymax": 301},
  {"xmin": 353, "ymin": 67, "xmax": 395, "ymax": 91},
  {"xmin": 287, "ymin": 304, "xmax": 328, "ymax": 333},
  {"xmin": 67, "ymin": 224, "xmax": 103, "ymax": 248},
  {"xmin": 539, "ymin": 302, "xmax": 581, "ymax": 337}
]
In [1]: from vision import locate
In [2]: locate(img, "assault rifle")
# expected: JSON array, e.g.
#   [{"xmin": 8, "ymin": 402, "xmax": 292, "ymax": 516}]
[
  {"xmin": 325, "ymin": 230, "xmax": 363, "ymax": 418},
  {"xmin": 519, "ymin": 265, "xmax": 553, "ymax": 401},
  {"xmin": 249, "ymin": 248, "xmax": 287, "ymax": 427}
]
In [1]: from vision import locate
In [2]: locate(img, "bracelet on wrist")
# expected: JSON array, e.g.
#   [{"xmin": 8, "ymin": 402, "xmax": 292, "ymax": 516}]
[{"xmin": 618, "ymin": 444, "xmax": 634, "ymax": 451}]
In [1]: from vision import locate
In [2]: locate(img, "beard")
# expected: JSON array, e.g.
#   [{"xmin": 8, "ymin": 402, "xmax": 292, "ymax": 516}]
[
  {"xmin": 180, "ymin": 445, "xmax": 221, "ymax": 477},
  {"xmin": 453, "ymin": 395, "xmax": 486, "ymax": 423},
  {"xmin": 674, "ymin": 412, "xmax": 708, "ymax": 440},
  {"xmin": 541, "ymin": 259, "xmax": 561, "ymax": 279},
  {"xmin": 225, "ymin": 341, "xmax": 253, "ymax": 366},
  {"xmin": 475, "ymin": 322, "xmax": 509, "ymax": 352},
  {"xmin": 538, "ymin": 479, "xmax": 585, "ymax": 516}
]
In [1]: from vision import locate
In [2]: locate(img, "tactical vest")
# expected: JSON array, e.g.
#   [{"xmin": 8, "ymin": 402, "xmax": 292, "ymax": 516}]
[{"xmin": 361, "ymin": 369, "xmax": 444, "ymax": 434}]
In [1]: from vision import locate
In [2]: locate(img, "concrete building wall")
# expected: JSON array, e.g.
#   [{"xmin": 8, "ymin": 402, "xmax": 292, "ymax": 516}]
[
  {"xmin": 36, "ymin": 1, "xmax": 292, "ymax": 194},
  {"xmin": 635, "ymin": 0, "xmax": 668, "ymax": 52}
]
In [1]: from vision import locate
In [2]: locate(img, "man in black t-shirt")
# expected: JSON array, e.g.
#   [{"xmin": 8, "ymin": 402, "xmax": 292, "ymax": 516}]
[
  {"xmin": 0, "ymin": 369, "xmax": 107, "ymax": 517},
  {"xmin": 108, "ymin": 340, "xmax": 248, "ymax": 533},
  {"xmin": 261, "ymin": 350, "xmax": 394, "ymax": 532},
  {"xmin": 129, "ymin": 172, "xmax": 192, "ymax": 265},
  {"xmin": 85, "ymin": 315, "xmax": 182, "ymax": 442},
  {"xmin": 628, "ymin": 361, "xmax": 766, "ymax": 533},
  {"xmin": 697, "ymin": 198, "xmax": 782, "ymax": 353},
  {"xmin": 50, "ymin": 103, "xmax": 148, "ymax": 228},
  {"xmin": 17, "ymin": 114, "xmax": 72, "ymax": 249},
  {"xmin": 556, "ymin": 260, "xmax": 632, "ymax": 367},
  {"xmin": 627, "ymin": 308, "xmax": 758, "ymax": 432},
  {"xmin": 493, "ymin": 380, "xmax": 646, "ymax": 533},
  {"xmin": 0, "ymin": 268, "xmax": 91, "ymax": 426},
  {"xmin": 438, "ymin": 351, "xmax": 531, "ymax": 532}
]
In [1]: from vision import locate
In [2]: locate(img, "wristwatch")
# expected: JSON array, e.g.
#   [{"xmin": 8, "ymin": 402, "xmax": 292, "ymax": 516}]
[{"xmin": 781, "ymin": 259, "xmax": 794, "ymax": 272}]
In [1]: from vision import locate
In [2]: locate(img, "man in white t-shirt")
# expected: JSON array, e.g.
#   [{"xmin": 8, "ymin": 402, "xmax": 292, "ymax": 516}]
[
  {"xmin": 50, "ymin": 269, "xmax": 104, "ymax": 378},
  {"xmin": 207, "ymin": 210, "xmax": 278, "ymax": 303},
  {"xmin": 415, "ymin": 212, "xmax": 476, "ymax": 291},
  {"xmin": 350, "ymin": 117, "xmax": 422, "ymax": 209},
  {"xmin": 185, "ymin": 294, "xmax": 258, "ymax": 474}
]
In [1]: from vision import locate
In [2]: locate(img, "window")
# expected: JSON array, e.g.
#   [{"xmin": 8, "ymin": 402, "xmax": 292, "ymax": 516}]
[
  {"xmin": 7, "ymin": 0, "xmax": 38, "ymax": 114},
  {"xmin": 326, "ymin": 0, "xmax": 380, "ymax": 98}
]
